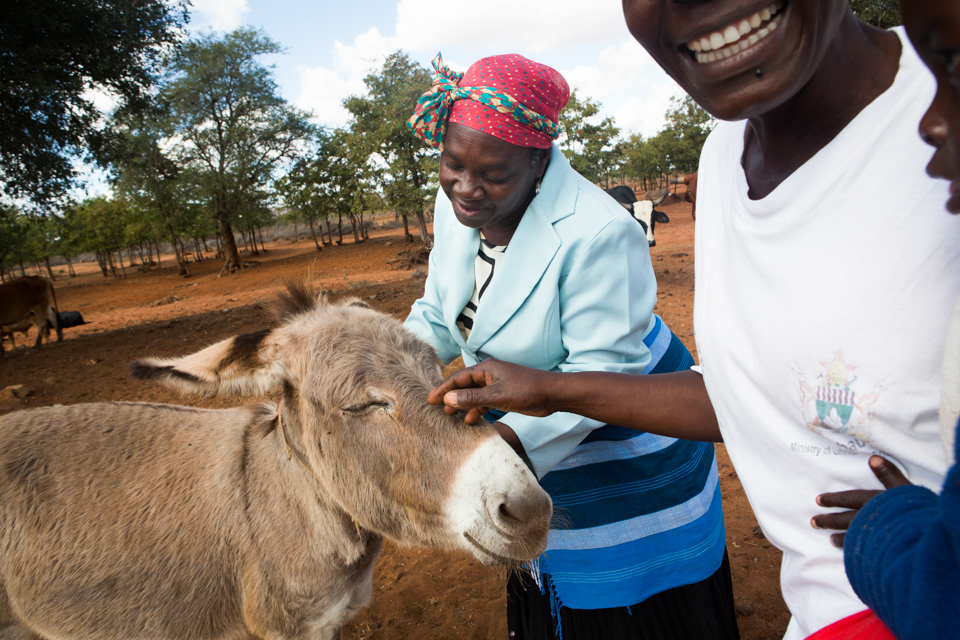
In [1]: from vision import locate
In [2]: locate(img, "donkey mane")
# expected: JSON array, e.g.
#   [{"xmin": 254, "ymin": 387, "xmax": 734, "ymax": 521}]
[{"xmin": 270, "ymin": 278, "xmax": 323, "ymax": 323}]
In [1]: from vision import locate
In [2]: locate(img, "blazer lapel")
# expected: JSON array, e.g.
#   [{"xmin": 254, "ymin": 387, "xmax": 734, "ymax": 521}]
[
  {"xmin": 441, "ymin": 217, "xmax": 481, "ymax": 340},
  {"xmin": 466, "ymin": 203, "xmax": 560, "ymax": 350}
]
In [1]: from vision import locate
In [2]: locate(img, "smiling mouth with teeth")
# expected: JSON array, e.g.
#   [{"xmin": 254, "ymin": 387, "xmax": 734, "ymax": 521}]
[{"xmin": 686, "ymin": 1, "xmax": 785, "ymax": 63}]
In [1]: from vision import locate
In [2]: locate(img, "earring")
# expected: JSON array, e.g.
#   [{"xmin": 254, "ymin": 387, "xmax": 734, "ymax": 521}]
[{"xmin": 535, "ymin": 177, "xmax": 542, "ymax": 195}]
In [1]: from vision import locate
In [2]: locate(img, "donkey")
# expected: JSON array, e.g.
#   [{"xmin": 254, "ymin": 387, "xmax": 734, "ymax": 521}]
[{"xmin": 0, "ymin": 282, "xmax": 551, "ymax": 640}]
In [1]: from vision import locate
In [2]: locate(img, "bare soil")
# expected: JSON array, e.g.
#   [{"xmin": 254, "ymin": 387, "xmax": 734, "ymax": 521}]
[{"xmin": 0, "ymin": 191, "xmax": 790, "ymax": 639}]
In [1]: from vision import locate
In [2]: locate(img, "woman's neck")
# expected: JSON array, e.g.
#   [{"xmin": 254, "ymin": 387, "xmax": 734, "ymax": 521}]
[{"xmin": 742, "ymin": 15, "xmax": 901, "ymax": 199}]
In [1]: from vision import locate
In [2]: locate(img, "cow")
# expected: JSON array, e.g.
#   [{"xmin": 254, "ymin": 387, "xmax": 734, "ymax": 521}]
[
  {"xmin": 603, "ymin": 185, "xmax": 671, "ymax": 247},
  {"xmin": 1, "ymin": 311, "xmax": 84, "ymax": 353},
  {"xmin": 1, "ymin": 315, "xmax": 37, "ymax": 352},
  {"xmin": 57, "ymin": 310, "xmax": 87, "ymax": 328},
  {"xmin": 670, "ymin": 173, "xmax": 699, "ymax": 220},
  {"xmin": 0, "ymin": 281, "xmax": 552, "ymax": 640},
  {"xmin": 0, "ymin": 276, "xmax": 61, "ymax": 353}
]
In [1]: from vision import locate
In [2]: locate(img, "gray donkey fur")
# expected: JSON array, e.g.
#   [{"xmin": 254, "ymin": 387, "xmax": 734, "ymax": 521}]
[{"xmin": 0, "ymin": 282, "xmax": 551, "ymax": 640}]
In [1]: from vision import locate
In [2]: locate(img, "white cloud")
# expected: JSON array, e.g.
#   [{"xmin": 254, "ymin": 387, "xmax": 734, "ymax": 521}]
[
  {"xmin": 295, "ymin": 7, "xmax": 681, "ymax": 136},
  {"xmin": 561, "ymin": 39, "xmax": 684, "ymax": 137},
  {"xmin": 395, "ymin": 0, "xmax": 628, "ymax": 54},
  {"xmin": 191, "ymin": 0, "xmax": 250, "ymax": 32},
  {"xmin": 295, "ymin": 28, "xmax": 399, "ymax": 126}
]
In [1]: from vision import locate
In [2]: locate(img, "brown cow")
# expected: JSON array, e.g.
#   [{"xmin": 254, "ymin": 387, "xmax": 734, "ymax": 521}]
[
  {"xmin": 1, "ymin": 314, "xmax": 37, "ymax": 352},
  {"xmin": 0, "ymin": 281, "xmax": 551, "ymax": 640},
  {"xmin": 0, "ymin": 276, "xmax": 61, "ymax": 351},
  {"xmin": 671, "ymin": 173, "xmax": 699, "ymax": 220}
]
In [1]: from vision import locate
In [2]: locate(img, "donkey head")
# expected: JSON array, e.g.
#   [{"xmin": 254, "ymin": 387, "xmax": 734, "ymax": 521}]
[{"xmin": 131, "ymin": 282, "xmax": 551, "ymax": 566}]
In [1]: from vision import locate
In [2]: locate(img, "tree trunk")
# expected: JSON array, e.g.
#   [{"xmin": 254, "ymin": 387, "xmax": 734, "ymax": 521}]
[
  {"xmin": 308, "ymin": 219, "xmax": 322, "ymax": 251},
  {"xmin": 219, "ymin": 218, "xmax": 242, "ymax": 275},
  {"xmin": 412, "ymin": 210, "xmax": 432, "ymax": 249},
  {"xmin": 401, "ymin": 213, "xmax": 413, "ymax": 243},
  {"xmin": 167, "ymin": 225, "xmax": 189, "ymax": 277},
  {"xmin": 44, "ymin": 257, "xmax": 55, "ymax": 280},
  {"xmin": 257, "ymin": 225, "xmax": 267, "ymax": 252},
  {"xmin": 409, "ymin": 169, "xmax": 432, "ymax": 248},
  {"xmin": 336, "ymin": 214, "xmax": 343, "ymax": 245},
  {"xmin": 247, "ymin": 223, "xmax": 259, "ymax": 256},
  {"xmin": 95, "ymin": 252, "xmax": 106, "ymax": 277},
  {"xmin": 323, "ymin": 218, "xmax": 333, "ymax": 245},
  {"xmin": 350, "ymin": 214, "xmax": 362, "ymax": 244}
]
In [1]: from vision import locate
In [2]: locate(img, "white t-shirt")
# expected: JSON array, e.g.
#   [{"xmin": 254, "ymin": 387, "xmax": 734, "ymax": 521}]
[{"xmin": 694, "ymin": 28, "xmax": 960, "ymax": 640}]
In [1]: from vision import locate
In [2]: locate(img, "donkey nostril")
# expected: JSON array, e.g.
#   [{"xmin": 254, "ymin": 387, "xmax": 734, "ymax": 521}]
[{"xmin": 499, "ymin": 502, "xmax": 521, "ymax": 523}]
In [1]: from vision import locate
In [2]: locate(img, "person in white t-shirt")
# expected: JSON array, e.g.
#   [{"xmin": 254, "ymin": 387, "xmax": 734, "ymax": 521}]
[{"xmin": 426, "ymin": 1, "xmax": 960, "ymax": 639}]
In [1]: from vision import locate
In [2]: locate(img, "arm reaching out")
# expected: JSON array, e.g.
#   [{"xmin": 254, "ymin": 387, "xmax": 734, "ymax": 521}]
[{"xmin": 428, "ymin": 358, "xmax": 723, "ymax": 442}]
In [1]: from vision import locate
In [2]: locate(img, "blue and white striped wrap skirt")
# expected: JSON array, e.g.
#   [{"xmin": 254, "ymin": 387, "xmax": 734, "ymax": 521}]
[{"xmin": 492, "ymin": 315, "xmax": 726, "ymax": 613}]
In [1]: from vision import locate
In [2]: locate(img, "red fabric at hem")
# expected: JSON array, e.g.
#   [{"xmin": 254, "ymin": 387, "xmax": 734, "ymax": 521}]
[{"xmin": 806, "ymin": 610, "xmax": 895, "ymax": 640}]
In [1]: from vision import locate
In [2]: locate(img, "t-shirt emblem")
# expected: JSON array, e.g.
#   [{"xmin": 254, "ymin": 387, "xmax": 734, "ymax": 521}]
[{"xmin": 797, "ymin": 350, "xmax": 882, "ymax": 441}]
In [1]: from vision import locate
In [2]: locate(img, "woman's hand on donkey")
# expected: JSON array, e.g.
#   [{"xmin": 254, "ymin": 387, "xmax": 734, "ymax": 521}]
[{"xmin": 429, "ymin": 359, "xmax": 559, "ymax": 425}]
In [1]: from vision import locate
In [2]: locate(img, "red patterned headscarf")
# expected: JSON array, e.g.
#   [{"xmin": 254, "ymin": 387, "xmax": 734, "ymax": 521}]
[{"xmin": 407, "ymin": 53, "xmax": 570, "ymax": 149}]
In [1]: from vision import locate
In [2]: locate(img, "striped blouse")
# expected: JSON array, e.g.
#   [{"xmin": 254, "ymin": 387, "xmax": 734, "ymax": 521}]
[{"xmin": 456, "ymin": 235, "xmax": 506, "ymax": 341}]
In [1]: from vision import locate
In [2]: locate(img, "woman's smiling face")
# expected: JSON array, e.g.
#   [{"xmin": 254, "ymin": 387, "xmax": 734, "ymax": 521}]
[
  {"xmin": 905, "ymin": 0, "xmax": 960, "ymax": 213},
  {"xmin": 438, "ymin": 123, "xmax": 548, "ymax": 244},
  {"xmin": 621, "ymin": 0, "xmax": 849, "ymax": 120}
]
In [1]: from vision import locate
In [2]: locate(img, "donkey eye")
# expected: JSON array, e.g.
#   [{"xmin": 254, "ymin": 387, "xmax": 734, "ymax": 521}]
[{"xmin": 341, "ymin": 401, "xmax": 391, "ymax": 415}]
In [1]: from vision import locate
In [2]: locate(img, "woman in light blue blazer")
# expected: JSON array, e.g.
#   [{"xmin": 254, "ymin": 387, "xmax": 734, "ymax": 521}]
[{"xmin": 404, "ymin": 53, "xmax": 737, "ymax": 640}]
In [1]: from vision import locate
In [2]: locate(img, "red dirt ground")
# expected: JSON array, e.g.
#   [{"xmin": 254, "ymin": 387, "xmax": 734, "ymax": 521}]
[{"xmin": 0, "ymin": 192, "xmax": 791, "ymax": 639}]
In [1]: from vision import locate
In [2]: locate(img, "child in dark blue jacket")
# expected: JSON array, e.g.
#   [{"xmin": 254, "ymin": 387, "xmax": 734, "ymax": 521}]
[{"xmin": 813, "ymin": 1, "xmax": 960, "ymax": 637}]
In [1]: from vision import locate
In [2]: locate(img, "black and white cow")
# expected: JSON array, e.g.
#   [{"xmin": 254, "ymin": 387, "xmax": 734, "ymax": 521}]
[{"xmin": 603, "ymin": 186, "xmax": 670, "ymax": 247}]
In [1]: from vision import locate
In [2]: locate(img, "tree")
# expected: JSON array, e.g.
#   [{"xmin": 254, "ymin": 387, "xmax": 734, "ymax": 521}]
[
  {"xmin": 164, "ymin": 28, "xmax": 314, "ymax": 274},
  {"xmin": 0, "ymin": 0, "xmax": 188, "ymax": 204},
  {"xmin": 850, "ymin": 0, "xmax": 901, "ymax": 29},
  {"xmin": 326, "ymin": 127, "xmax": 378, "ymax": 245},
  {"xmin": 657, "ymin": 95, "xmax": 715, "ymax": 176},
  {"xmin": 276, "ymin": 132, "xmax": 335, "ymax": 252},
  {"xmin": 106, "ymin": 108, "xmax": 198, "ymax": 276},
  {"xmin": 344, "ymin": 52, "xmax": 438, "ymax": 247},
  {"xmin": 558, "ymin": 91, "xmax": 621, "ymax": 185},
  {"xmin": 620, "ymin": 133, "xmax": 662, "ymax": 190}
]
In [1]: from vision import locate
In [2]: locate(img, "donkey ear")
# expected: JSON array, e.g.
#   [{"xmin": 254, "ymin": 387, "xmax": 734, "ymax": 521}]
[{"xmin": 130, "ymin": 329, "xmax": 282, "ymax": 397}]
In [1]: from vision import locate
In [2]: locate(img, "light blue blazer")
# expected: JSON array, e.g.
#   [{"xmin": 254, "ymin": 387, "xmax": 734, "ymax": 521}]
[{"xmin": 404, "ymin": 145, "xmax": 657, "ymax": 477}]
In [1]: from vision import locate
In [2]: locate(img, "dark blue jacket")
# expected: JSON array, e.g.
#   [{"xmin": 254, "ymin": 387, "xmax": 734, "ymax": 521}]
[{"xmin": 845, "ymin": 419, "xmax": 960, "ymax": 639}]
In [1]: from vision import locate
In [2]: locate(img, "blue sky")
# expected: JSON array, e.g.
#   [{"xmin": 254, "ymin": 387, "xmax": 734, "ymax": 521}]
[
  {"xmin": 77, "ymin": 0, "xmax": 686, "ymax": 199},
  {"xmin": 190, "ymin": 0, "xmax": 685, "ymax": 135}
]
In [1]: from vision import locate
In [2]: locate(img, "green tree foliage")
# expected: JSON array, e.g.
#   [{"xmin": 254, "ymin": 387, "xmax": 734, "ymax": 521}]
[
  {"xmin": 620, "ymin": 133, "xmax": 662, "ymax": 190},
  {"xmin": 344, "ymin": 52, "xmax": 438, "ymax": 247},
  {"xmin": 657, "ymin": 95, "xmax": 715, "ymax": 176},
  {"xmin": 276, "ymin": 131, "xmax": 337, "ymax": 251},
  {"xmin": 163, "ymin": 28, "xmax": 314, "ymax": 274},
  {"xmin": 0, "ymin": 0, "xmax": 188, "ymax": 204},
  {"xmin": 65, "ymin": 197, "xmax": 132, "ymax": 278},
  {"xmin": 559, "ymin": 92, "xmax": 621, "ymax": 185},
  {"xmin": 850, "ymin": 0, "xmax": 901, "ymax": 29},
  {"xmin": 325, "ymin": 127, "xmax": 378, "ymax": 245},
  {"xmin": 106, "ymin": 108, "xmax": 200, "ymax": 276},
  {"xmin": 617, "ymin": 94, "xmax": 714, "ymax": 188}
]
